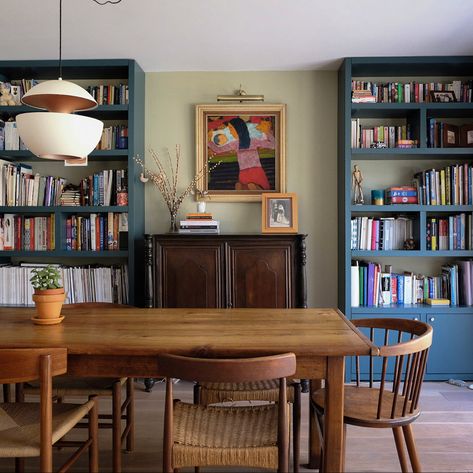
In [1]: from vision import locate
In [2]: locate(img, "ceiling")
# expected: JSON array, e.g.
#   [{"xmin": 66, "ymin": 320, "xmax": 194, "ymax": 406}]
[{"xmin": 2, "ymin": 0, "xmax": 473, "ymax": 72}]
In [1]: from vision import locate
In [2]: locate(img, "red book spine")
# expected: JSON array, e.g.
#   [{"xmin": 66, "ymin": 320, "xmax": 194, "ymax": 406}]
[{"xmin": 391, "ymin": 276, "xmax": 398, "ymax": 304}]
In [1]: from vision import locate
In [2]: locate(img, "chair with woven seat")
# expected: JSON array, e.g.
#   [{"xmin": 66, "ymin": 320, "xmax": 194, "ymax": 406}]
[
  {"xmin": 23, "ymin": 302, "xmax": 134, "ymax": 473},
  {"xmin": 159, "ymin": 352, "xmax": 297, "ymax": 472},
  {"xmin": 194, "ymin": 378, "xmax": 301, "ymax": 472},
  {"xmin": 0, "ymin": 347, "xmax": 98, "ymax": 472},
  {"xmin": 311, "ymin": 318, "xmax": 433, "ymax": 472}
]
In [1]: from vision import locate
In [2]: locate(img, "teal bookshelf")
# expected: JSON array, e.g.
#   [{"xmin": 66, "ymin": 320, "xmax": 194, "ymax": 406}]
[
  {"xmin": 339, "ymin": 56, "xmax": 473, "ymax": 380},
  {"xmin": 0, "ymin": 59, "xmax": 144, "ymax": 305}
]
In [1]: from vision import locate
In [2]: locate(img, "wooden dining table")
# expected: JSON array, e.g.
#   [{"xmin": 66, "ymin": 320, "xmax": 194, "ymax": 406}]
[{"xmin": 0, "ymin": 306, "xmax": 375, "ymax": 472}]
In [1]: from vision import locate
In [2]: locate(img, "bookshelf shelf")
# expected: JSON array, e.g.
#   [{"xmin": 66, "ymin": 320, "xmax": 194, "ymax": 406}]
[
  {"xmin": 351, "ymin": 204, "xmax": 473, "ymax": 212},
  {"xmin": 0, "ymin": 250, "xmax": 128, "ymax": 258},
  {"xmin": 0, "ymin": 59, "xmax": 144, "ymax": 305},
  {"xmin": 339, "ymin": 56, "xmax": 473, "ymax": 380}
]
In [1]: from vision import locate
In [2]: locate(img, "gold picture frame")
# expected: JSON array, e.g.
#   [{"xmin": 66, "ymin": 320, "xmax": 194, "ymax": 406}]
[
  {"xmin": 195, "ymin": 103, "xmax": 286, "ymax": 202},
  {"xmin": 261, "ymin": 192, "xmax": 298, "ymax": 233}
]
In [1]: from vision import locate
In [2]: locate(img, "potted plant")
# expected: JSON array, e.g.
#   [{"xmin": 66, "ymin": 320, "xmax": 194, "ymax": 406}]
[{"xmin": 30, "ymin": 265, "xmax": 65, "ymax": 324}]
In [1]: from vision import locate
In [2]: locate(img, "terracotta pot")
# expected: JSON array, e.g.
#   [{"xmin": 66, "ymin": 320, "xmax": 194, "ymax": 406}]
[{"xmin": 32, "ymin": 288, "xmax": 65, "ymax": 319}]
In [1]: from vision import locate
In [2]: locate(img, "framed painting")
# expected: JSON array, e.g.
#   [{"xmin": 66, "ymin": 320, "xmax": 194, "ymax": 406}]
[
  {"xmin": 261, "ymin": 192, "xmax": 298, "ymax": 234},
  {"xmin": 195, "ymin": 103, "xmax": 286, "ymax": 202}
]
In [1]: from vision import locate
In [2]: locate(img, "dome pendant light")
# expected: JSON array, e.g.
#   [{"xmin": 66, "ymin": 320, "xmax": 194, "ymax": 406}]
[{"xmin": 17, "ymin": 0, "xmax": 103, "ymax": 162}]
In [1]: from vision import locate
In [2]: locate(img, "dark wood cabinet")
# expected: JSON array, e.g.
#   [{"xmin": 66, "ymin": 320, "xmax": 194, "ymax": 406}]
[{"xmin": 144, "ymin": 234, "xmax": 307, "ymax": 309}]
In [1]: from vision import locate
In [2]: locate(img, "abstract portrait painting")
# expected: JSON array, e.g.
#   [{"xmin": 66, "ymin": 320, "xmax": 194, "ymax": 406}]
[{"xmin": 196, "ymin": 104, "xmax": 286, "ymax": 201}]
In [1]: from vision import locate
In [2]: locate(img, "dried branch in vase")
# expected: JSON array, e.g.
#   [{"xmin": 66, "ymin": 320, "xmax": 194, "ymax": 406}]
[{"xmin": 134, "ymin": 145, "xmax": 220, "ymax": 231}]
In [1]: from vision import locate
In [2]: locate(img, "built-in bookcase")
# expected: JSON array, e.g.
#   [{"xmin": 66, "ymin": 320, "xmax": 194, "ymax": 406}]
[
  {"xmin": 339, "ymin": 57, "xmax": 473, "ymax": 380},
  {"xmin": 0, "ymin": 59, "xmax": 144, "ymax": 305}
]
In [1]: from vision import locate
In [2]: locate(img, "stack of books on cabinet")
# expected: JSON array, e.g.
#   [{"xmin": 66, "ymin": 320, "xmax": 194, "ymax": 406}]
[
  {"xmin": 179, "ymin": 212, "xmax": 220, "ymax": 234},
  {"xmin": 0, "ymin": 59, "xmax": 144, "ymax": 305},
  {"xmin": 339, "ymin": 56, "xmax": 473, "ymax": 380}
]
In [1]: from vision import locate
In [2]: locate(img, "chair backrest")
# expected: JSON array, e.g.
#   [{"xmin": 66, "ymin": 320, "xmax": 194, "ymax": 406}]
[
  {"xmin": 158, "ymin": 352, "xmax": 296, "ymax": 383},
  {"xmin": 160, "ymin": 352, "xmax": 295, "ymax": 472},
  {"xmin": 353, "ymin": 318, "xmax": 433, "ymax": 419},
  {"xmin": 0, "ymin": 348, "xmax": 67, "ymax": 384},
  {"xmin": 0, "ymin": 348, "xmax": 68, "ymax": 471}
]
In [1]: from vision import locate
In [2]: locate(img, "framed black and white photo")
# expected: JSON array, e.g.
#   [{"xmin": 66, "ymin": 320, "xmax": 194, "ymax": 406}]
[{"xmin": 261, "ymin": 192, "xmax": 298, "ymax": 233}]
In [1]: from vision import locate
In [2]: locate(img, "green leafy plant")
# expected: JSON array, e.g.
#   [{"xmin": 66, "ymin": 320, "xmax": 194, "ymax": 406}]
[{"xmin": 30, "ymin": 265, "xmax": 63, "ymax": 291}]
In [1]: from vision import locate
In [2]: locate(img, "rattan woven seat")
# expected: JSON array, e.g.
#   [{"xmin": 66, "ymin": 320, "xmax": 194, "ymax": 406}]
[
  {"xmin": 0, "ymin": 401, "xmax": 94, "ymax": 457},
  {"xmin": 172, "ymin": 401, "xmax": 279, "ymax": 469},
  {"xmin": 199, "ymin": 380, "xmax": 295, "ymax": 404},
  {"xmin": 22, "ymin": 302, "xmax": 135, "ymax": 473},
  {"xmin": 25, "ymin": 376, "xmax": 127, "ymax": 398},
  {"xmin": 159, "ymin": 353, "xmax": 296, "ymax": 472},
  {"xmin": 0, "ymin": 348, "xmax": 98, "ymax": 472}
]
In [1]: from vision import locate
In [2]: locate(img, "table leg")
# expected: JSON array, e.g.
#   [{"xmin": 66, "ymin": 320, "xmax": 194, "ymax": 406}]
[
  {"xmin": 323, "ymin": 356, "xmax": 345, "ymax": 473},
  {"xmin": 307, "ymin": 379, "xmax": 322, "ymax": 469}
]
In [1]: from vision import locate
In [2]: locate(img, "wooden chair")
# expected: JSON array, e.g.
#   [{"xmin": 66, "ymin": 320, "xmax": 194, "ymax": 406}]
[
  {"xmin": 311, "ymin": 318, "xmax": 433, "ymax": 472},
  {"xmin": 194, "ymin": 379, "xmax": 301, "ymax": 472},
  {"xmin": 0, "ymin": 348, "xmax": 98, "ymax": 472},
  {"xmin": 159, "ymin": 352, "xmax": 297, "ymax": 472},
  {"xmin": 23, "ymin": 302, "xmax": 134, "ymax": 473}
]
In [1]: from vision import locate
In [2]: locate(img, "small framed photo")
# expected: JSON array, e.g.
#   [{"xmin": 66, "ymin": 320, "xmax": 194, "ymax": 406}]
[
  {"xmin": 430, "ymin": 90, "xmax": 457, "ymax": 103},
  {"xmin": 261, "ymin": 192, "xmax": 298, "ymax": 233},
  {"xmin": 460, "ymin": 124, "xmax": 473, "ymax": 147},
  {"xmin": 443, "ymin": 124, "xmax": 459, "ymax": 147}
]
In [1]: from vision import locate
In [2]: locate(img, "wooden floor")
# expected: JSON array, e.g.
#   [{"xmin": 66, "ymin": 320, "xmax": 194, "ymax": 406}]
[{"xmin": 2, "ymin": 381, "xmax": 472, "ymax": 472}]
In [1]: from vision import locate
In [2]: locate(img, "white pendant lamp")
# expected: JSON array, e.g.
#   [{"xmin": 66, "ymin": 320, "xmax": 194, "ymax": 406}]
[{"xmin": 17, "ymin": 0, "xmax": 103, "ymax": 162}]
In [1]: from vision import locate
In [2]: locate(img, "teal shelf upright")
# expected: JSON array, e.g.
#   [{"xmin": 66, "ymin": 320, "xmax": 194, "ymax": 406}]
[
  {"xmin": 339, "ymin": 56, "xmax": 473, "ymax": 380},
  {"xmin": 0, "ymin": 59, "xmax": 145, "ymax": 306}
]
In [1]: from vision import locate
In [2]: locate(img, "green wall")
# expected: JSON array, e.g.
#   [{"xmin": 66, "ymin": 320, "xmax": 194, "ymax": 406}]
[{"xmin": 144, "ymin": 71, "xmax": 338, "ymax": 307}]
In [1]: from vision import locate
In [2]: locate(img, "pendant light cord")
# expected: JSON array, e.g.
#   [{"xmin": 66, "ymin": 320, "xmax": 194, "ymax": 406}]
[{"xmin": 59, "ymin": 0, "xmax": 63, "ymax": 80}]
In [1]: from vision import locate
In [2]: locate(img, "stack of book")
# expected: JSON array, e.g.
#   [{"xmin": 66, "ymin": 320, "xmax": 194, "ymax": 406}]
[
  {"xmin": 60, "ymin": 184, "xmax": 81, "ymax": 206},
  {"xmin": 351, "ymin": 89, "xmax": 376, "ymax": 103},
  {"xmin": 179, "ymin": 213, "xmax": 220, "ymax": 234}
]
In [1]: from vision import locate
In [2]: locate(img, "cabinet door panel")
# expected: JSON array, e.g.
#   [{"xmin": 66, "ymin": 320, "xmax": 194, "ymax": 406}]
[
  {"xmin": 426, "ymin": 313, "xmax": 473, "ymax": 376},
  {"xmin": 160, "ymin": 246, "xmax": 222, "ymax": 308},
  {"xmin": 229, "ymin": 245, "xmax": 292, "ymax": 308}
]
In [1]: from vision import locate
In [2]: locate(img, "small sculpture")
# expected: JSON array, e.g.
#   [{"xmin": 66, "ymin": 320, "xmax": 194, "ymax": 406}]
[
  {"xmin": 352, "ymin": 164, "xmax": 364, "ymax": 204},
  {"xmin": 404, "ymin": 238, "xmax": 415, "ymax": 250}
]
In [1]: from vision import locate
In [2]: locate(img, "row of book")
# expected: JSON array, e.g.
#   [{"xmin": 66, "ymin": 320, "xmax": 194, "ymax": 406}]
[
  {"xmin": 0, "ymin": 264, "xmax": 128, "ymax": 306},
  {"xmin": 75, "ymin": 169, "xmax": 128, "ymax": 207},
  {"xmin": 351, "ymin": 119, "xmax": 416, "ymax": 148},
  {"xmin": 86, "ymin": 84, "xmax": 129, "ymax": 105},
  {"xmin": 178, "ymin": 212, "xmax": 220, "ymax": 233},
  {"xmin": 413, "ymin": 164, "xmax": 473, "ymax": 206},
  {"xmin": 0, "ymin": 214, "xmax": 55, "ymax": 251},
  {"xmin": 0, "ymin": 120, "xmax": 27, "ymax": 151},
  {"xmin": 427, "ymin": 119, "xmax": 473, "ymax": 148},
  {"xmin": 351, "ymin": 216, "xmax": 414, "ymax": 251},
  {"xmin": 351, "ymin": 260, "xmax": 473, "ymax": 307},
  {"xmin": 0, "ymin": 159, "xmax": 66, "ymax": 206},
  {"xmin": 426, "ymin": 214, "xmax": 473, "ymax": 250},
  {"xmin": 96, "ymin": 125, "xmax": 128, "ymax": 150},
  {"xmin": 351, "ymin": 80, "xmax": 473, "ymax": 103},
  {"xmin": 65, "ymin": 212, "xmax": 128, "ymax": 251}
]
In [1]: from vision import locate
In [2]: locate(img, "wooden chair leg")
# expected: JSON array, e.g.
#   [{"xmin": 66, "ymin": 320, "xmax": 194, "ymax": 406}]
[
  {"xmin": 126, "ymin": 378, "xmax": 135, "ymax": 452},
  {"xmin": 2, "ymin": 384, "xmax": 11, "ymax": 402},
  {"xmin": 403, "ymin": 424, "xmax": 422, "ymax": 472},
  {"xmin": 14, "ymin": 458, "xmax": 25, "ymax": 473},
  {"xmin": 89, "ymin": 395, "xmax": 99, "ymax": 473},
  {"xmin": 393, "ymin": 427, "xmax": 408, "ymax": 472},
  {"xmin": 113, "ymin": 381, "xmax": 122, "ymax": 473},
  {"xmin": 293, "ymin": 383, "xmax": 301, "ymax": 473}
]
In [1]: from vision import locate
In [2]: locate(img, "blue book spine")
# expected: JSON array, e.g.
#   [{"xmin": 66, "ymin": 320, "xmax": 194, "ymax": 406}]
[
  {"xmin": 425, "ymin": 171, "xmax": 431, "ymax": 205},
  {"xmin": 388, "ymin": 190, "xmax": 417, "ymax": 197},
  {"xmin": 451, "ymin": 267, "xmax": 457, "ymax": 306},
  {"xmin": 398, "ymin": 276, "xmax": 404, "ymax": 305},
  {"xmin": 363, "ymin": 267, "xmax": 368, "ymax": 306}
]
